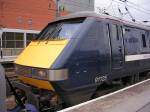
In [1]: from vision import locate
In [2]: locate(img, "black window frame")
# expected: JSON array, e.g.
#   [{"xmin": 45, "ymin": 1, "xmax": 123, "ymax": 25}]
[
  {"xmin": 2, "ymin": 32, "xmax": 24, "ymax": 48},
  {"xmin": 142, "ymin": 33, "xmax": 147, "ymax": 48}
]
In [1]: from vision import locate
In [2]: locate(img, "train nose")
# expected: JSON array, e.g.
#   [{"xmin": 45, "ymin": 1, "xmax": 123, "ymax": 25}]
[{"xmin": 15, "ymin": 39, "xmax": 69, "ymax": 68}]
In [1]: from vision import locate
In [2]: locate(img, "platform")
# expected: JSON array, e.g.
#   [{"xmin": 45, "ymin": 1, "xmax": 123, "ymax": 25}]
[
  {"xmin": 0, "ymin": 57, "xmax": 16, "ymax": 63},
  {"xmin": 59, "ymin": 79, "xmax": 150, "ymax": 112}
]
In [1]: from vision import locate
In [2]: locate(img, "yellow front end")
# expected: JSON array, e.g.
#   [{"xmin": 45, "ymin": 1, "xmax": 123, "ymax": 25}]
[
  {"xmin": 15, "ymin": 39, "xmax": 69, "ymax": 68},
  {"xmin": 15, "ymin": 39, "xmax": 69, "ymax": 91}
]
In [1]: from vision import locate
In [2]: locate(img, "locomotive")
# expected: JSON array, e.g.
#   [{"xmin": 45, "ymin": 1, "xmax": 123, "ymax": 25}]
[{"xmin": 13, "ymin": 12, "xmax": 150, "ymax": 111}]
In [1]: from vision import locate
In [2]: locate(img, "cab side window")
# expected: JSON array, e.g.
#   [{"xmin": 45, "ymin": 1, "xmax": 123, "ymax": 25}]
[
  {"xmin": 123, "ymin": 26, "xmax": 140, "ymax": 55},
  {"xmin": 110, "ymin": 24, "xmax": 119, "ymax": 40},
  {"xmin": 142, "ymin": 33, "xmax": 146, "ymax": 48},
  {"xmin": 140, "ymin": 30, "xmax": 149, "ymax": 53}
]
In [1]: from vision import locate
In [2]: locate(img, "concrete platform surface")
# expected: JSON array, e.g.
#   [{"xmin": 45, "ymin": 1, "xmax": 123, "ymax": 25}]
[{"xmin": 59, "ymin": 79, "xmax": 150, "ymax": 112}]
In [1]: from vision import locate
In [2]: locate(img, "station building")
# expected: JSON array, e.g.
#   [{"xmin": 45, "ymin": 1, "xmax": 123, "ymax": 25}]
[
  {"xmin": 59, "ymin": 0, "xmax": 94, "ymax": 12},
  {"xmin": 0, "ymin": 0, "xmax": 94, "ymax": 61}
]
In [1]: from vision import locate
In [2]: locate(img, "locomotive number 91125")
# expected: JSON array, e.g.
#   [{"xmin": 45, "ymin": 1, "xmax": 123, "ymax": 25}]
[{"xmin": 95, "ymin": 75, "xmax": 108, "ymax": 83}]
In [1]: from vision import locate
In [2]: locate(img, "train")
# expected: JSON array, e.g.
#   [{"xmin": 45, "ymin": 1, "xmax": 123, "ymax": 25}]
[{"xmin": 13, "ymin": 12, "xmax": 150, "ymax": 111}]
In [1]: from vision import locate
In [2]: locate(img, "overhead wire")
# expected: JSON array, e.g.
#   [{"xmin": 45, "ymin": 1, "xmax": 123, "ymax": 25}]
[
  {"xmin": 105, "ymin": 0, "xmax": 114, "ymax": 10},
  {"xmin": 115, "ymin": 0, "xmax": 150, "ymax": 16},
  {"xmin": 111, "ymin": 0, "xmax": 117, "ymax": 16},
  {"xmin": 112, "ymin": 0, "xmax": 150, "ymax": 23},
  {"xmin": 96, "ymin": 0, "xmax": 116, "ymax": 16},
  {"xmin": 126, "ymin": 0, "xmax": 150, "ymax": 13},
  {"xmin": 117, "ymin": 0, "xmax": 136, "ymax": 21}
]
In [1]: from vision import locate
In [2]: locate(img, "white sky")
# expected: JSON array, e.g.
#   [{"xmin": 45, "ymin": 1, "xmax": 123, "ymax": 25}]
[{"xmin": 95, "ymin": 0, "xmax": 150, "ymax": 23}]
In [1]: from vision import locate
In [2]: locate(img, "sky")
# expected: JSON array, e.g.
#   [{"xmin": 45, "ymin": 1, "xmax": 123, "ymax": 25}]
[{"xmin": 95, "ymin": 0, "xmax": 150, "ymax": 24}]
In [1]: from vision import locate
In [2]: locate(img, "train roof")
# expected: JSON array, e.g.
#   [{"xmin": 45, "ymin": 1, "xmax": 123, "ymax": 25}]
[{"xmin": 57, "ymin": 11, "xmax": 150, "ymax": 31}]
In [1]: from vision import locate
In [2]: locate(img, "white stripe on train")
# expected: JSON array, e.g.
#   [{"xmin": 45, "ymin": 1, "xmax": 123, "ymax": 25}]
[{"xmin": 125, "ymin": 54, "xmax": 150, "ymax": 61}]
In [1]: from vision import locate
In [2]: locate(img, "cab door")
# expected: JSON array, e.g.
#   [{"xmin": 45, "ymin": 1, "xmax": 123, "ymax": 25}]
[{"xmin": 108, "ymin": 23, "xmax": 124, "ymax": 70}]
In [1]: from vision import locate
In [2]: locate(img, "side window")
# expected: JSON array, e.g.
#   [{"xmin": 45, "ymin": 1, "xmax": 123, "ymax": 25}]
[
  {"xmin": 2, "ymin": 32, "xmax": 24, "ymax": 48},
  {"xmin": 26, "ymin": 33, "xmax": 37, "ymax": 46},
  {"xmin": 140, "ymin": 30, "xmax": 150, "ymax": 53},
  {"xmin": 140, "ymin": 30, "xmax": 149, "ymax": 53},
  {"xmin": 5, "ymin": 32, "xmax": 15, "ymax": 48},
  {"xmin": 2, "ymin": 32, "xmax": 6, "ymax": 48},
  {"xmin": 149, "ymin": 31, "xmax": 150, "ymax": 48},
  {"xmin": 15, "ymin": 33, "xmax": 24, "ymax": 48},
  {"xmin": 142, "ymin": 34, "xmax": 146, "ymax": 48},
  {"xmin": 110, "ymin": 24, "xmax": 119, "ymax": 40},
  {"xmin": 123, "ymin": 27, "xmax": 140, "ymax": 55},
  {"xmin": 106, "ymin": 24, "xmax": 110, "ymax": 39},
  {"xmin": 120, "ymin": 26, "xmax": 124, "ymax": 37}
]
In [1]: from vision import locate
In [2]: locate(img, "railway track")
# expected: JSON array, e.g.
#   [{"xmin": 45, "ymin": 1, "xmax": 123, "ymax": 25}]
[
  {"xmin": 2, "ymin": 63, "xmax": 18, "ymax": 81},
  {"xmin": 2, "ymin": 63, "xmax": 19, "ymax": 96}
]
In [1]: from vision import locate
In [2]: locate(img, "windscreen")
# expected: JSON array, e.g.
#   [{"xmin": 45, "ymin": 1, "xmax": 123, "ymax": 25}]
[{"xmin": 37, "ymin": 18, "xmax": 85, "ymax": 40}]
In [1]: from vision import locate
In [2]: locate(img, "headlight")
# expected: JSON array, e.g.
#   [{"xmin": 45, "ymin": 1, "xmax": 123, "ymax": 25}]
[
  {"xmin": 33, "ymin": 69, "xmax": 68, "ymax": 81},
  {"xmin": 38, "ymin": 70, "xmax": 47, "ymax": 78},
  {"xmin": 15, "ymin": 64, "xmax": 32, "ymax": 77},
  {"xmin": 32, "ymin": 69, "xmax": 48, "ymax": 80},
  {"xmin": 15, "ymin": 65, "xmax": 68, "ymax": 81}
]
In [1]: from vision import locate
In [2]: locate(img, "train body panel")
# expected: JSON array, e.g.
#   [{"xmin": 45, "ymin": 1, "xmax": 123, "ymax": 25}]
[{"xmin": 14, "ymin": 12, "xmax": 150, "ymax": 109}]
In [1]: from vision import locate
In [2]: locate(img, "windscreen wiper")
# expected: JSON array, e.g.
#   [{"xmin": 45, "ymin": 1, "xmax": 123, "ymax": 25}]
[{"xmin": 46, "ymin": 23, "xmax": 63, "ymax": 40}]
